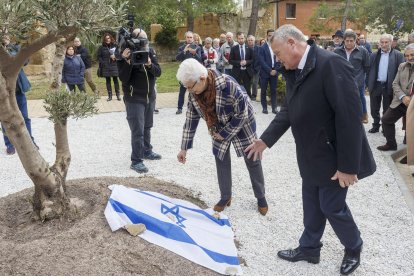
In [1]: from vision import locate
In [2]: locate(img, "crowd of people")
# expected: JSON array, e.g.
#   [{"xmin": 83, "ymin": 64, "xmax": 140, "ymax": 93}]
[{"xmin": 3, "ymin": 23, "xmax": 414, "ymax": 276}]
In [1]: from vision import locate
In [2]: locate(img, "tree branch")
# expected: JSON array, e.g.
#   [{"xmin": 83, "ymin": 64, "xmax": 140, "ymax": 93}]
[{"xmin": 2, "ymin": 32, "xmax": 58, "ymax": 77}]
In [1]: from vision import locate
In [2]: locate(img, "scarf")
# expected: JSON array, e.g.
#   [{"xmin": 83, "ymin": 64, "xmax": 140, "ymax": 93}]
[{"xmin": 194, "ymin": 70, "xmax": 218, "ymax": 132}]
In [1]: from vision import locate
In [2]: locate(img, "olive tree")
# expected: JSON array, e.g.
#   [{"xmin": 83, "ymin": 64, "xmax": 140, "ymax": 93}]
[{"xmin": 0, "ymin": 0, "xmax": 127, "ymax": 220}]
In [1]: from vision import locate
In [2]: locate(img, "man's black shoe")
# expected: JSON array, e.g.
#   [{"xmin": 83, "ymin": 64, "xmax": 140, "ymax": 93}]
[
  {"xmin": 368, "ymin": 127, "xmax": 379, "ymax": 133},
  {"xmin": 272, "ymin": 109, "xmax": 278, "ymax": 114},
  {"xmin": 176, "ymin": 109, "xmax": 182, "ymax": 114},
  {"xmin": 277, "ymin": 247, "xmax": 320, "ymax": 264},
  {"xmin": 262, "ymin": 109, "xmax": 268, "ymax": 114},
  {"xmin": 400, "ymin": 155, "xmax": 408, "ymax": 164},
  {"xmin": 340, "ymin": 250, "xmax": 360, "ymax": 275},
  {"xmin": 143, "ymin": 151, "xmax": 162, "ymax": 160},
  {"xmin": 377, "ymin": 143, "xmax": 397, "ymax": 151}
]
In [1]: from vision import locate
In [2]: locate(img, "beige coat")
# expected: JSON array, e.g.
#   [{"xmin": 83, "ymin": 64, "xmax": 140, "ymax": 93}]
[
  {"xmin": 407, "ymin": 81, "xmax": 414, "ymax": 165},
  {"xmin": 391, "ymin": 62, "xmax": 414, "ymax": 109}
]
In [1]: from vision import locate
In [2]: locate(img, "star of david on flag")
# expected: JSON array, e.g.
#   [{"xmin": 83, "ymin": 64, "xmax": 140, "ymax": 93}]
[{"xmin": 104, "ymin": 185, "xmax": 242, "ymax": 275}]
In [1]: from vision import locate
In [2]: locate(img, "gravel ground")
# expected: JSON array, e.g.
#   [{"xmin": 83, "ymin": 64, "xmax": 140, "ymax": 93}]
[{"xmin": 1, "ymin": 99, "xmax": 414, "ymax": 275}]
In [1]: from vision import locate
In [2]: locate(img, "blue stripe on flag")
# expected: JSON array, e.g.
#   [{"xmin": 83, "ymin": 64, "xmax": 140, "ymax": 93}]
[
  {"xmin": 135, "ymin": 190, "xmax": 231, "ymax": 227},
  {"xmin": 109, "ymin": 199, "xmax": 239, "ymax": 266}
]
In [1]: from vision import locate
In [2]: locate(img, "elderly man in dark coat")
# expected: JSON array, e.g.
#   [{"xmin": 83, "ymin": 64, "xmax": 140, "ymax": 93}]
[
  {"xmin": 176, "ymin": 58, "xmax": 268, "ymax": 216},
  {"xmin": 245, "ymin": 24, "xmax": 376, "ymax": 275},
  {"xmin": 366, "ymin": 34, "xmax": 404, "ymax": 133}
]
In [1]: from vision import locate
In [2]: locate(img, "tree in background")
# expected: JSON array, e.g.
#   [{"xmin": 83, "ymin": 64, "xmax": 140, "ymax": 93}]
[
  {"xmin": 308, "ymin": 0, "xmax": 414, "ymax": 36},
  {"xmin": 130, "ymin": 0, "xmax": 238, "ymax": 34},
  {"xmin": 0, "ymin": 0, "xmax": 127, "ymax": 221}
]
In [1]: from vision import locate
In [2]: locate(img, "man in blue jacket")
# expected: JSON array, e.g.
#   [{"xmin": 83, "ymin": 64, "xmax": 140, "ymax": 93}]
[
  {"xmin": 175, "ymin": 31, "xmax": 202, "ymax": 115},
  {"xmin": 1, "ymin": 35, "xmax": 38, "ymax": 155},
  {"xmin": 246, "ymin": 25, "xmax": 376, "ymax": 275},
  {"xmin": 259, "ymin": 29, "xmax": 278, "ymax": 114}
]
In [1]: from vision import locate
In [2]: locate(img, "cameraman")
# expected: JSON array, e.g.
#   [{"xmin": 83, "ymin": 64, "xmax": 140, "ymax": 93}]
[{"xmin": 117, "ymin": 29, "xmax": 162, "ymax": 173}]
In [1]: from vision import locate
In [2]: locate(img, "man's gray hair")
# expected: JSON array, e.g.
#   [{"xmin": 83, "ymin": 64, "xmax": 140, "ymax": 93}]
[
  {"xmin": 406, "ymin": 43, "xmax": 414, "ymax": 51},
  {"xmin": 204, "ymin": 37, "xmax": 212, "ymax": 44},
  {"xmin": 133, "ymin": 28, "xmax": 147, "ymax": 39},
  {"xmin": 270, "ymin": 24, "xmax": 306, "ymax": 43},
  {"xmin": 380, "ymin": 33, "xmax": 393, "ymax": 42},
  {"xmin": 185, "ymin": 31, "xmax": 194, "ymax": 38},
  {"xmin": 213, "ymin": 38, "xmax": 220, "ymax": 44},
  {"xmin": 226, "ymin": 32, "xmax": 233, "ymax": 37},
  {"xmin": 176, "ymin": 58, "xmax": 208, "ymax": 84},
  {"xmin": 408, "ymin": 32, "xmax": 414, "ymax": 40},
  {"xmin": 247, "ymin": 35, "xmax": 255, "ymax": 40},
  {"xmin": 343, "ymin": 30, "xmax": 357, "ymax": 40}
]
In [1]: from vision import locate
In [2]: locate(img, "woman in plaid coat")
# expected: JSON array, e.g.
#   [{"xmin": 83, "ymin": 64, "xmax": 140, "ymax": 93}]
[{"xmin": 176, "ymin": 58, "xmax": 268, "ymax": 216}]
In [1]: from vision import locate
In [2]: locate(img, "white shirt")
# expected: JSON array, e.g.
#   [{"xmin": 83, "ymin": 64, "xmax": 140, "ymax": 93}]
[
  {"xmin": 267, "ymin": 42, "xmax": 275, "ymax": 68},
  {"xmin": 239, "ymin": 44, "xmax": 246, "ymax": 69},
  {"xmin": 298, "ymin": 45, "xmax": 311, "ymax": 70}
]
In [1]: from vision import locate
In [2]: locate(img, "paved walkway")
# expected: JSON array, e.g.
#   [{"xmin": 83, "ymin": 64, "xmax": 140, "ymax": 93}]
[{"xmin": 27, "ymin": 93, "xmax": 414, "ymax": 211}]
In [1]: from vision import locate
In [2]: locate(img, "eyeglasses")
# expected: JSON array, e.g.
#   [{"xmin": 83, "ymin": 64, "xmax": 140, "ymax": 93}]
[{"xmin": 183, "ymin": 80, "xmax": 198, "ymax": 92}]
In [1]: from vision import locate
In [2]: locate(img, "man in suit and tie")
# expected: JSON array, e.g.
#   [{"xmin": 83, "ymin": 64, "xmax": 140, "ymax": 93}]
[
  {"xmin": 377, "ymin": 44, "xmax": 414, "ymax": 151},
  {"xmin": 245, "ymin": 24, "xmax": 376, "ymax": 275},
  {"xmin": 229, "ymin": 32, "xmax": 254, "ymax": 98},
  {"xmin": 366, "ymin": 33, "xmax": 404, "ymax": 133},
  {"xmin": 259, "ymin": 29, "xmax": 278, "ymax": 114}
]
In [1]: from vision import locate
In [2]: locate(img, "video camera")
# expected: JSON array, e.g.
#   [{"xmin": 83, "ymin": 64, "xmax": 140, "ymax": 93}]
[{"xmin": 117, "ymin": 14, "xmax": 149, "ymax": 66}]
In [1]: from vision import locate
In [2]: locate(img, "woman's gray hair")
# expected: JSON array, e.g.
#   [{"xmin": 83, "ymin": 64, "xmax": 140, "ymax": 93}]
[
  {"xmin": 204, "ymin": 37, "xmax": 212, "ymax": 44},
  {"xmin": 379, "ymin": 33, "xmax": 393, "ymax": 42},
  {"xmin": 213, "ymin": 38, "xmax": 220, "ymax": 44},
  {"xmin": 270, "ymin": 24, "xmax": 306, "ymax": 43},
  {"xmin": 406, "ymin": 43, "xmax": 414, "ymax": 51},
  {"xmin": 176, "ymin": 58, "xmax": 208, "ymax": 83}
]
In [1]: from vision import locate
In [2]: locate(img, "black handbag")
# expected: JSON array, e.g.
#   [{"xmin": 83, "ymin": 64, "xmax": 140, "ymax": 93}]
[{"xmin": 97, "ymin": 66, "xmax": 102, "ymax": 77}]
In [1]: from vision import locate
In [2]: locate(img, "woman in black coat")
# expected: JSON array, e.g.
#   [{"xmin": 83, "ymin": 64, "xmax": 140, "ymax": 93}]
[{"xmin": 97, "ymin": 33, "xmax": 120, "ymax": 101}]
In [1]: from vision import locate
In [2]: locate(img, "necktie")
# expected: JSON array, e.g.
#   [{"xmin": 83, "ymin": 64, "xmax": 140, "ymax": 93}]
[
  {"xmin": 273, "ymin": 54, "xmax": 277, "ymax": 69},
  {"xmin": 241, "ymin": 46, "xmax": 245, "ymax": 60}
]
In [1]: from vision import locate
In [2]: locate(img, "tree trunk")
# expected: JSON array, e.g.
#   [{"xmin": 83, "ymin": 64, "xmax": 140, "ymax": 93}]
[
  {"xmin": 248, "ymin": 0, "xmax": 260, "ymax": 36},
  {"xmin": 187, "ymin": 14, "xmax": 194, "ymax": 32},
  {"xmin": 0, "ymin": 74, "xmax": 70, "ymax": 220},
  {"xmin": 50, "ymin": 38, "xmax": 67, "ymax": 90},
  {"xmin": 341, "ymin": 0, "xmax": 352, "ymax": 31}
]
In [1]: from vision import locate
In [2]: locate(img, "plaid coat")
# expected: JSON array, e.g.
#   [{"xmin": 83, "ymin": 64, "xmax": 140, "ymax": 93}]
[{"xmin": 180, "ymin": 70, "xmax": 257, "ymax": 160}]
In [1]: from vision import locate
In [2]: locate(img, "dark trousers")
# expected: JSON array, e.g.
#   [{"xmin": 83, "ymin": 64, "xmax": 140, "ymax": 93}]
[
  {"xmin": 177, "ymin": 83, "xmax": 186, "ymax": 110},
  {"xmin": 125, "ymin": 100, "xmax": 155, "ymax": 164},
  {"xmin": 234, "ymin": 70, "xmax": 252, "ymax": 98},
  {"xmin": 2, "ymin": 89, "xmax": 34, "ymax": 149},
  {"xmin": 67, "ymin": 83, "xmax": 85, "ymax": 93},
  {"xmin": 382, "ymin": 104, "xmax": 407, "ymax": 146},
  {"xmin": 370, "ymin": 82, "xmax": 393, "ymax": 127},
  {"xmin": 299, "ymin": 182, "xmax": 362, "ymax": 256},
  {"xmin": 105, "ymin": 77, "xmax": 119, "ymax": 94},
  {"xmin": 251, "ymin": 72, "xmax": 259, "ymax": 98},
  {"xmin": 260, "ymin": 75, "xmax": 278, "ymax": 111},
  {"xmin": 359, "ymin": 85, "xmax": 367, "ymax": 113},
  {"xmin": 214, "ymin": 148, "xmax": 265, "ymax": 200}
]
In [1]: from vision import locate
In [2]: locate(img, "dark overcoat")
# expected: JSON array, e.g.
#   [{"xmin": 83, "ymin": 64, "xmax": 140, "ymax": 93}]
[
  {"xmin": 97, "ymin": 43, "xmax": 119, "ymax": 77},
  {"xmin": 366, "ymin": 49, "xmax": 404, "ymax": 96},
  {"xmin": 260, "ymin": 41, "xmax": 376, "ymax": 186}
]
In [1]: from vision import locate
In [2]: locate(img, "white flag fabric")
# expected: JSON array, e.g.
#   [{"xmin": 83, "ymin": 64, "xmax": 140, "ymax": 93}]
[{"xmin": 104, "ymin": 185, "xmax": 242, "ymax": 275}]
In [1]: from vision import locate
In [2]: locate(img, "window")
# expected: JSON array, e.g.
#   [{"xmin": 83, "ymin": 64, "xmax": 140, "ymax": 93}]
[{"xmin": 286, "ymin": 3, "xmax": 296, "ymax": 19}]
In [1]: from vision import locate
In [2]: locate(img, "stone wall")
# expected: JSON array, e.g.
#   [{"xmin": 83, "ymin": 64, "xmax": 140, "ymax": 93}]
[{"xmin": 24, "ymin": 26, "xmax": 55, "ymax": 80}]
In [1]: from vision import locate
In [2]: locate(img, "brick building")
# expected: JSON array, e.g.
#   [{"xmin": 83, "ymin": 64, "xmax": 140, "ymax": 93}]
[{"xmin": 243, "ymin": 0, "xmax": 365, "ymax": 39}]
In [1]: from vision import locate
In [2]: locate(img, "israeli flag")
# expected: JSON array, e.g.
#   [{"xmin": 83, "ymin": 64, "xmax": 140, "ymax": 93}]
[{"xmin": 104, "ymin": 185, "xmax": 242, "ymax": 275}]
